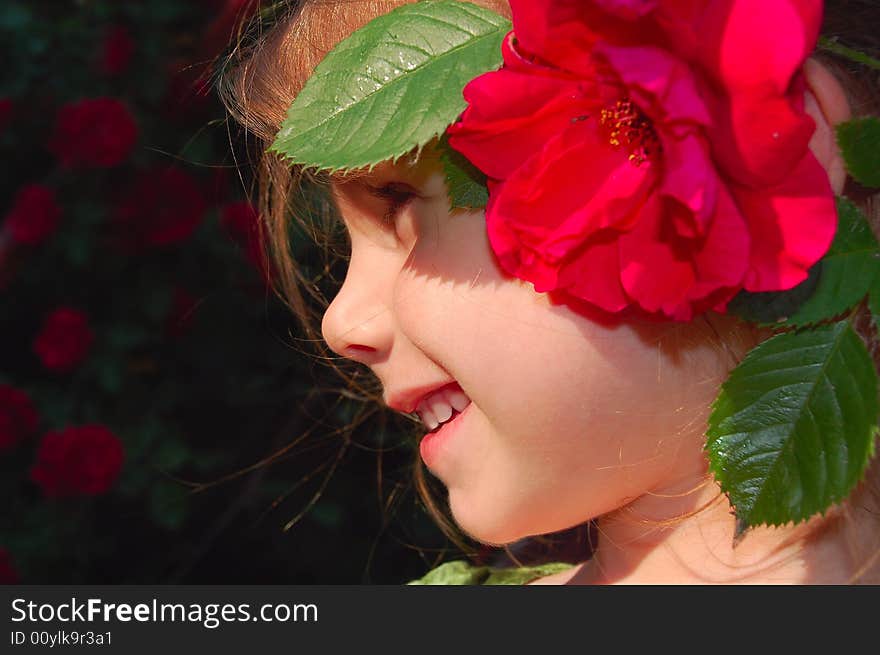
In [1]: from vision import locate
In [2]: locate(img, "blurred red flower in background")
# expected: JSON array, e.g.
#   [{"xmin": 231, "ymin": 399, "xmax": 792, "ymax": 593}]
[
  {"xmin": 48, "ymin": 97, "xmax": 138, "ymax": 168},
  {"xmin": 0, "ymin": 385, "xmax": 39, "ymax": 452},
  {"xmin": 30, "ymin": 425, "xmax": 124, "ymax": 497},
  {"xmin": 99, "ymin": 26, "xmax": 135, "ymax": 77},
  {"xmin": 0, "ymin": 548, "xmax": 20, "ymax": 584},
  {"xmin": 221, "ymin": 201, "xmax": 270, "ymax": 282},
  {"xmin": 33, "ymin": 308, "xmax": 94, "ymax": 373},
  {"xmin": 3, "ymin": 184, "xmax": 62, "ymax": 246},
  {"xmin": 112, "ymin": 166, "xmax": 207, "ymax": 249},
  {"xmin": 0, "ymin": 99, "xmax": 12, "ymax": 135}
]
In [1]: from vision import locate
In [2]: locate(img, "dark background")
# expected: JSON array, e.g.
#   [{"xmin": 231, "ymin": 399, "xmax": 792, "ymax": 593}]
[{"xmin": 0, "ymin": 0, "xmax": 472, "ymax": 585}]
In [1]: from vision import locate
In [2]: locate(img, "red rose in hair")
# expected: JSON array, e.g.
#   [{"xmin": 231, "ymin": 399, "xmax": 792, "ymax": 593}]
[
  {"xmin": 48, "ymin": 97, "xmax": 138, "ymax": 168},
  {"xmin": 0, "ymin": 385, "xmax": 39, "ymax": 452},
  {"xmin": 447, "ymin": 0, "xmax": 835, "ymax": 320},
  {"xmin": 0, "ymin": 99, "xmax": 12, "ymax": 134},
  {"xmin": 221, "ymin": 201, "xmax": 270, "ymax": 282},
  {"xmin": 30, "ymin": 425, "xmax": 124, "ymax": 497},
  {"xmin": 33, "ymin": 308, "xmax": 94, "ymax": 373},
  {"xmin": 0, "ymin": 548, "xmax": 20, "ymax": 584},
  {"xmin": 3, "ymin": 184, "xmax": 62, "ymax": 246},
  {"xmin": 99, "ymin": 26, "xmax": 135, "ymax": 76},
  {"xmin": 112, "ymin": 167, "xmax": 207, "ymax": 249}
]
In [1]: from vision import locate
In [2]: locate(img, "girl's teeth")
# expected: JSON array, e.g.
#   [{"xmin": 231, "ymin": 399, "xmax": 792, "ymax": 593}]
[
  {"xmin": 420, "ymin": 406, "xmax": 439, "ymax": 430},
  {"xmin": 428, "ymin": 395, "xmax": 453, "ymax": 425},
  {"xmin": 447, "ymin": 389, "xmax": 470, "ymax": 413}
]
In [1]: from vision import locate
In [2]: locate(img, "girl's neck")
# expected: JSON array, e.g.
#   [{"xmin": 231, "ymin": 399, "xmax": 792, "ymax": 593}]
[{"xmin": 574, "ymin": 472, "xmax": 857, "ymax": 584}]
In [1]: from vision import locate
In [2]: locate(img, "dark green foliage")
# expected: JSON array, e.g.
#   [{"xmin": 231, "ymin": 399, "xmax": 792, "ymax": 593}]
[
  {"xmin": 438, "ymin": 135, "xmax": 489, "ymax": 210},
  {"xmin": 707, "ymin": 323, "xmax": 879, "ymax": 532},
  {"xmin": 837, "ymin": 116, "xmax": 880, "ymax": 188}
]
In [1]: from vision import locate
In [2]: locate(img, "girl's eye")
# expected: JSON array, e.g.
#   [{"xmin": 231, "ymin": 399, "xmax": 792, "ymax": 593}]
[{"xmin": 366, "ymin": 182, "xmax": 419, "ymax": 225}]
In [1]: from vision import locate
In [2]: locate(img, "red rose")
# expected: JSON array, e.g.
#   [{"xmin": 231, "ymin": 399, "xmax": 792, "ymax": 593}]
[
  {"xmin": 30, "ymin": 425, "xmax": 124, "ymax": 497},
  {"xmin": 447, "ymin": 0, "xmax": 834, "ymax": 320},
  {"xmin": 0, "ymin": 99, "xmax": 12, "ymax": 135},
  {"xmin": 99, "ymin": 26, "xmax": 135, "ymax": 77},
  {"xmin": 221, "ymin": 201, "xmax": 271, "ymax": 282},
  {"xmin": 0, "ymin": 385, "xmax": 39, "ymax": 452},
  {"xmin": 112, "ymin": 167, "xmax": 208, "ymax": 249},
  {"xmin": 0, "ymin": 548, "xmax": 20, "ymax": 584},
  {"xmin": 48, "ymin": 97, "xmax": 138, "ymax": 168},
  {"xmin": 3, "ymin": 184, "xmax": 62, "ymax": 246},
  {"xmin": 33, "ymin": 308, "xmax": 94, "ymax": 373}
]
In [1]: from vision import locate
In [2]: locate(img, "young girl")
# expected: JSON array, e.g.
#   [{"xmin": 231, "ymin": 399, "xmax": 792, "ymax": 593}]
[{"xmin": 221, "ymin": 0, "xmax": 880, "ymax": 583}]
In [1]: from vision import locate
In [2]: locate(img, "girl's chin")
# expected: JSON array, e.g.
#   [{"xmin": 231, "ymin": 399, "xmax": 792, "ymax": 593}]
[{"xmin": 447, "ymin": 491, "xmax": 559, "ymax": 547}]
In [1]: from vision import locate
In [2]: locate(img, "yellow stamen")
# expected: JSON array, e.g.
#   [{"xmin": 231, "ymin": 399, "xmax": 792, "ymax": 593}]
[{"xmin": 598, "ymin": 98, "xmax": 661, "ymax": 167}]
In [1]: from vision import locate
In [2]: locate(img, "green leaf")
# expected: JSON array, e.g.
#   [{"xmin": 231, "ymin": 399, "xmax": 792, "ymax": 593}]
[
  {"xmin": 727, "ymin": 262, "xmax": 822, "ymax": 326},
  {"xmin": 706, "ymin": 322, "xmax": 879, "ymax": 532},
  {"xmin": 406, "ymin": 559, "xmax": 575, "ymax": 585},
  {"xmin": 837, "ymin": 117, "xmax": 880, "ymax": 188},
  {"xmin": 870, "ymin": 277, "xmax": 880, "ymax": 330},
  {"xmin": 438, "ymin": 135, "xmax": 488, "ymax": 209},
  {"xmin": 407, "ymin": 560, "xmax": 490, "ymax": 585},
  {"xmin": 782, "ymin": 197, "xmax": 880, "ymax": 326},
  {"xmin": 270, "ymin": 1, "xmax": 509, "ymax": 172}
]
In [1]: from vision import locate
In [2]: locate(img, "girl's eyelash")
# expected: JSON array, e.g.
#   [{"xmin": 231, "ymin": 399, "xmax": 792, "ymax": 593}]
[{"xmin": 366, "ymin": 183, "xmax": 418, "ymax": 224}]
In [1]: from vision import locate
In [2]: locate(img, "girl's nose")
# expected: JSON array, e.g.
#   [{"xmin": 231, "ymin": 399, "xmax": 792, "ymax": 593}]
[{"xmin": 321, "ymin": 257, "xmax": 394, "ymax": 365}]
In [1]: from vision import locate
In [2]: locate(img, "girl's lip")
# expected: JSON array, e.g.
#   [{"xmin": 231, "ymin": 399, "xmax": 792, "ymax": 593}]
[{"xmin": 419, "ymin": 400, "xmax": 472, "ymax": 469}]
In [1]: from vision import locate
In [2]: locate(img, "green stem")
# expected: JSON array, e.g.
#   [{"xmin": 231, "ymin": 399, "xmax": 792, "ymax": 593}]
[{"xmin": 818, "ymin": 37, "xmax": 880, "ymax": 72}]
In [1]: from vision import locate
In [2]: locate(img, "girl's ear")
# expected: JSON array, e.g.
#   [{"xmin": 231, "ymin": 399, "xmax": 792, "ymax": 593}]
[{"xmin": 804, "ymin": 58, "xmax": 852, "ymax": 194}]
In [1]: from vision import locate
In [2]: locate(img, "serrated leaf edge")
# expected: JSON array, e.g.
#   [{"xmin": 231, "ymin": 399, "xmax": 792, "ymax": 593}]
[
  {"xmin": 269, "ymin": 1, "xmax": 510, "ymax": 173},
  {"xmin": 707, "ymin": 322, "xmax": 877, "ymax": 531}
]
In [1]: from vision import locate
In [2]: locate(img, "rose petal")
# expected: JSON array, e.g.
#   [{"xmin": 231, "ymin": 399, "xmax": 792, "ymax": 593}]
[
  {"xmin": 509, "ymin": 0, "xmax": 654, "ymax": 75},
  {"xmin": 734, "ymin": 151, "xmax": 836, "ymax": 291},
  {"xmin": 557, "ymin": 231, "xmax": 630, "ymax": 312},
  {"xmin": 449, "ymin": 65, "xmax": 595, "ymax": 180},
  {"xmin": 594, "ymin": 0, "xmax": 658, "ymax": 20},
  {"xmin": 486, "ymin": 119, "xmax": 657, "ymax": 260},
  {"xmin": 619, "ymin": 188, "xmax": 749, "ymax": 320},
  {"xmin": 659, "ymin": 132, "xmax": 719, "ymax": 236},
  {"xmin": 697, "ymin": 0, "xmax": 823, "ymax": 95},
  {"xmin": 707, "ymin": 76, "xmax": 816, "ymax": 188},
  {"xmin": 486, "ymin": 196, "xmax": 562, "ymax": 292},
  {"xmin": 596, "ymin": 44, "xmax": 711, "ymax": 126},
  {"xmin": 688, "ymin": 187, "xmax": 751, "ymax": 298}
]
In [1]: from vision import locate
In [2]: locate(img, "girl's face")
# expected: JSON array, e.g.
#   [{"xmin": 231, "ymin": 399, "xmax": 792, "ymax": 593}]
[{"xmin": 322, "ymin": 148, "xmax": 741, "ymax": 545}]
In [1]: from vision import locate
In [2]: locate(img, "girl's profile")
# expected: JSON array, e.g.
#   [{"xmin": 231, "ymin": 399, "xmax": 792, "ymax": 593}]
[{"xmin": 221, "ymin": 0, "xmax": 880, "ymax": 584}]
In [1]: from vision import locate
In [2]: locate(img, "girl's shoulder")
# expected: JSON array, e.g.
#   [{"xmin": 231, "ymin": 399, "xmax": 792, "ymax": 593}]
[{"xmin": 406, "ymin": 560, "xmax": 578, "ymax": 586}]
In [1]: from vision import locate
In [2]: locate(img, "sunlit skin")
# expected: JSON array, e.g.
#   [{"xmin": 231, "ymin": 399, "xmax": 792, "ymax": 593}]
[{"xmin": 315, "ymin": 18, "xmax": 862, "ymax": 580}]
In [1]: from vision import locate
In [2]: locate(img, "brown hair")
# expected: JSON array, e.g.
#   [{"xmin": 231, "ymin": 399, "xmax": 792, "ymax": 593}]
[
  {"xmin": 219, "ymin": 0, "xmax": 880, "ymax": 574},
  {"xmin": 219, "ymin": 0, "xmax": 512, "ymax": 559}
]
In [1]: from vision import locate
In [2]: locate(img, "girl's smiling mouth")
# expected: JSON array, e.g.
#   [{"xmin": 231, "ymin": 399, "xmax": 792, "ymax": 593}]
[
  {"xmin": 419, "ymin": 398, "xmax": 474, "ymax": 470},
  {"xmin": 415, "ymin": 383, "xmax": 471, "ymax": 431}
]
